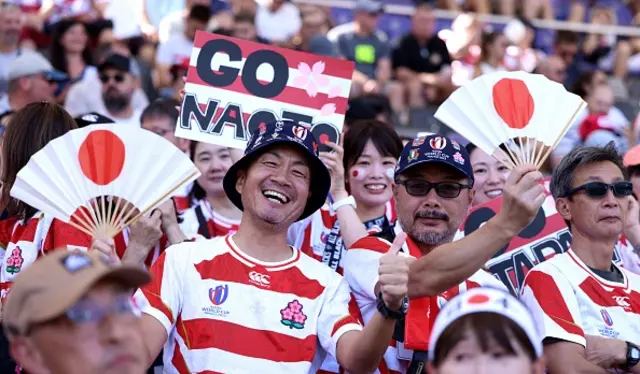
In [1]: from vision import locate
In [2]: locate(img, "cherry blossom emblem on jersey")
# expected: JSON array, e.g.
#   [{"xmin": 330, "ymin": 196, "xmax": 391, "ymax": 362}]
[
  {"xmin": 5, "ymin": 247, "xmax": 24, "ymax": 274},
  {"xmin": 280, "ymin": 300, "xmax": 307, "ymax": 329}
]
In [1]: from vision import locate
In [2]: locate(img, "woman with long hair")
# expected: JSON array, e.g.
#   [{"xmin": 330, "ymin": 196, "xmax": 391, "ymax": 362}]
[
  {"xmin": 288, "ymin": 119, "xmax": 403, "ymax": 274},
  {"xmin": 48, "ymin": 19, "xmax": 94, "ymax": 102},
  {"xmin": 473, "ymin": 31, "xmax": 509, "ymax": 77},
  {"xmin": 427, "ymin": 288, "xmax": 544, "ymax": 374},
  {"xmin": 179, "ymin": 141, "xmax": 243, "ymax": 238}
]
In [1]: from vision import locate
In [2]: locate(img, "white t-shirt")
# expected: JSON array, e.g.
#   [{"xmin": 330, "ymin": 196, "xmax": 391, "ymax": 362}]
[
  {"xmin": 521, "ymin": 250, "xmax": 640, "ymax": 350},
  {"xmin": 156, "ymin": 32, "xmax": 193, "ymax": 66},
  {"xmin": 134, "ymin": 235, "xmax": 362, "ymax": 373},
  {"xmin": 108, "ymin": 107, "xmax": 143, "ymax": 127},
  {"xmin": 255, "ymin": 3, "xmax": 301, "ymax": 43}
]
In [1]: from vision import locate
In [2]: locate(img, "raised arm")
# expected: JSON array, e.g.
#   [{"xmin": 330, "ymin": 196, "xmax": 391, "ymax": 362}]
[{"xmin": 407, "ymin": 164, "xmax": 545, "ymax": 297}]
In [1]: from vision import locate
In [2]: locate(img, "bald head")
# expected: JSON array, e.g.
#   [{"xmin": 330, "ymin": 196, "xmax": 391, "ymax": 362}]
[
  {"xmin": 539, "ymin": 55, "xmax": 566, "ymax": 84},
  {"xmin": 588, "ymin": 84, "xmax": 614, "ymax": 114}
]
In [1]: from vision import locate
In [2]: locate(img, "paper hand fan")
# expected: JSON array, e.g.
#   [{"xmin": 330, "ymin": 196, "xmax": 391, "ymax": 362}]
[
  {"xmin": 10, "ymin": 124, "xmax": 201, "ymax": 238},
  {"xmin": 434, "ymin": 71, "xmax": 587, "ymax": 169}
]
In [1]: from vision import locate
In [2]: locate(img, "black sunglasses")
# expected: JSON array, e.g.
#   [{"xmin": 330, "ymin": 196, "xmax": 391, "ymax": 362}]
[
  {"xmin": 567, "ymin": 181, "xmax": 633, "ymax": 199},
  {"xmin": 99, "ymin": 73, "xmax": 125, "ymax": 84},
  {"xmin": 396, "ymin": 179, "xmax": 472, "ymax": 199}
]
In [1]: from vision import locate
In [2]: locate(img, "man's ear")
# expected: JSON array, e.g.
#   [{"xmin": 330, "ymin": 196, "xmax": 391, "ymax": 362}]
[
  {"xmin": 555, "ymin": 197, "xmax": 572, "ymax": 222},
  {"xmin": 10, "ymin": 337, "xmax": 49, "ymax": 374},
  {"xmin": 235, "ymin": 170, "xmax": 246, "ymax": 195}
]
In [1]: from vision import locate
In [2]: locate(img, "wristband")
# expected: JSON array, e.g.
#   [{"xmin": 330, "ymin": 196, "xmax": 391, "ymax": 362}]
[{"xmin": 330, "ymin": 195, "xmax": 356, "ymax": 212}]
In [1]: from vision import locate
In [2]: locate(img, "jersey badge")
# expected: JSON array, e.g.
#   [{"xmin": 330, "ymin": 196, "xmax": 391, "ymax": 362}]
[
  {"xmin": 6, "ymin": 247, "xmax": 24, "ymax": 274},
  {"xmin": 280, "ymin": 299, "xmax": 307, "ymax": 329}
]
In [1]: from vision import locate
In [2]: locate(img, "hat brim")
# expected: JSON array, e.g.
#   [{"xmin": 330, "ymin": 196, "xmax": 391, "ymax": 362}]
[
  {"xmin": 30, "ymin": 265, "xmax": 150, "ymax": 326},
  {"xmin": 223, "ymin": 140, "xmax": 330, "ymax": 221},
  {"xmin": 45, "ymin": 70, "xmax": 68, "ymax": 82},
  {"xmin": 396, "ymin": 158, "xmax": 475, "ymax": 186}
]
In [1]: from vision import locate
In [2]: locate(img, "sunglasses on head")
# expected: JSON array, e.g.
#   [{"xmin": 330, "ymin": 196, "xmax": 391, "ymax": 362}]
[
  {"xmin": 99, "ymin": 73, "xmax": 125, "ymax": 84},
  {"xmin": 396, "ymin": 179, "xmax": 472, "ymax": 199},
  {"xmin": 567, "ymin": 181, "xmax": 633, "ymax": 199}
]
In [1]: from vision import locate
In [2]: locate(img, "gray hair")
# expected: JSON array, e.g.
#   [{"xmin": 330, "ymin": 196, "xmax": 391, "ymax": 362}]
[{"xmin": 550, "ymin": 142, "xmax": 628, "ymax": 199}]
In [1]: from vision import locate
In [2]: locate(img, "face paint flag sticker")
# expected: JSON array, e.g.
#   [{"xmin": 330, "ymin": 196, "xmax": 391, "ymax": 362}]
[
  {"xmin": 176, "ymin": 31, "xmax": 355, "ymax": 153},
  {"xmin": 9, "ymin": 124, "xmax": 200, "ymax": 238},
  {"xmin": 434, "ymin": 71, "xmax": 587, "ymax": 170}
]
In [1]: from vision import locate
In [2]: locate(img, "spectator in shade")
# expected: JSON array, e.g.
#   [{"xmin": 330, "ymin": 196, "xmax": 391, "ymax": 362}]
[
  {"xmin": 521, "ymin": 143, "xmax": 640, "ymax": 373},
  {"xmin": 140, "ymin": 98, "xmax": 189, "ymax": 153},
  {"xmin": 64, "ymin": 45, "xmax": 149, "ymax": 118},
  {"xmin": 4, "ymin": 249, "xmax": 150, "ymax": 374},
  {"xmin": 392, "ymin": 3, "xmax": 453, "ymax": 123},
  {"xmin": 0, "ymin": 50, "xmax": 66, "ymax": 114},
  {"xmin": 48, "ymin": 19, "xmax": 95, "ymax": 102},
  {"xmin": 156, "ymin": 5, "xmax": 210, "ymax": 90},
  {"xmin": 578, "ymin": 84, "xmax": 629, "ymax": 151},
  {"xmin": 553, "ymin": 30, "xmax": 580, "ymax": 87},
  {"xmin": 155, "ymin": 0, "xmax": 211, "ymax": 44},
  {"xmin": 231, "ymin": 11, "xmax": 269, "ymax": 44},
  {"xmin": 537, "ymin": 55, "xmax": 567, "ymax": 85},
  {"xmin": 293, "ymin": 9, "xmax": 336, "ymax": 56},
  {"xmin": 98, "ymin": 53, "xmax": 143, "ymax": 126},
  {"xmin": 0, "ymin": 4, "xmax": 23, "ymax": 96},
  {"xmin": 328, "ymin": 0, "xmax": 399, "ymax": 106},
  {"xmin": 255, "ymin": 0, "xmax": 301, "ymax": 44},
  {"xmin": 474, "ymin": 31, "xmax": 509, "ymax": 77}
]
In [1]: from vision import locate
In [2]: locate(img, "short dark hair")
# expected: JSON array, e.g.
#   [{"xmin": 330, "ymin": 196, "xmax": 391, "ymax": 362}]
[
  {"xmin": 234, "ymin": 11, "xmax": 255, "ymax": 25},
  {"xmin": 188, "ymin": 5, "xmax": 211, "ymax": 24},
  {"xmin": 432, "ymin": 312, "xmax": 537, "ymax": 367},
  {"xmin": 554, "ymin": 30, "xmax": 579, "ymax": 46},
  {"xmin": 342, "ymin": 119, "xmax": 402, "ymax": 172},
  {"xmin": 629, "ymin": 165, "xmax": 640, "ymax": 179},
  {"xmin": 140, "ymin": 98, "xmax": 180, "ymax": 125},
  {"xmin": 550, "ymin": 142, "xmax": 627, "ymax": 199}
]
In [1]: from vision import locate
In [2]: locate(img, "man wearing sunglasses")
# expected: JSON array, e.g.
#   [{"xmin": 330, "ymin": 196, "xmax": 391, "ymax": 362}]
[
  {"xmin": 345, "ymin": 134, "xmax": 546, "ymax": 373},
  {"xmin": 521, "ymin": 143, "xmax": 640, "ymax": 374},
  {"xmin": 98, "ymin": 53, "xmax": 142, "ymax": 127},
  {"xmin": 3, "ymin": 249, "xmax": 150, "ymax": 374}
]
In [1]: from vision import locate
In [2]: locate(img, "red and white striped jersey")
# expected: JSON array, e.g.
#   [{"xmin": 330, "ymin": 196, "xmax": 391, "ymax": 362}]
[
  {"xmin": 0, "ymin": 213, "xmax": 91, "ymax": 300},
  {"xmin": 179, "ymin": 200, "xmax": 240, "ymax": 238},
  {"xmin": 287, "ymin": 200, "xmax": 396, "ymax": 274},
  {"xmin": 520, "ymin": 249, "xmax": 640, "ymax": 349},
  {"xmin": 172, "ymin": 182, "xmax": 194, "ymax": 212},
  {"xmin": 344, "ymin": 226, "xmax": 507, "ymax": 374},
  {"xmin": 134, "ymin": 235, "xmax": 362, "ymax": 373}
]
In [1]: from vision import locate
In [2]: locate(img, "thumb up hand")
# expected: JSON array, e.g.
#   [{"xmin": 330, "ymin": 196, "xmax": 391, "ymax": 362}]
[{"xmin": 378, "ymin": 233, "xmax": 414, "ymax": 310}]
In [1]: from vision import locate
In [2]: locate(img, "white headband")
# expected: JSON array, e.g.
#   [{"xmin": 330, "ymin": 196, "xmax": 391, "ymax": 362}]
[{"xmin": 427, "ymin": 287, "xmax": 543, "ymax": 361}]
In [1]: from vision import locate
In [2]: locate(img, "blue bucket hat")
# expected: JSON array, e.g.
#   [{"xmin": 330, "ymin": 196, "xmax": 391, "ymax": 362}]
[
  {"xmin": 395, "ymin": 134, "xmax": 474, "ymax": 185},
  {"xmin": 223, "ymin": 119, "xmax": 331, "ymax": 221}
]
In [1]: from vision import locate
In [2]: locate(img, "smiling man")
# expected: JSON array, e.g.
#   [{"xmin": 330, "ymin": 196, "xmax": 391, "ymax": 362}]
[
  {"xmin": 521, "ymin": 143, "xmax": 640, "ymax": 374},
  {"xmin": 133, "ymin": 119, "xmax": 411, "ymax": 373}
]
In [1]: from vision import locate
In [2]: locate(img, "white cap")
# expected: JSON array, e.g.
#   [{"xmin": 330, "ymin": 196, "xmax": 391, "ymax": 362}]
[
  {"xmin": 427, "ymin": 287, "xmax": 543, "ymax": 361},
  {"xmin": 8, "ymin": 50, "xmax": 67, "ymax": 82}
]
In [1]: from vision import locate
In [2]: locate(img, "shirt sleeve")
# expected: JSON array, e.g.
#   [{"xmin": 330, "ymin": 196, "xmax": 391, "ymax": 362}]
[
  {"xmin": 48, "ymin": 219, "xmax": 92, "ymax": 252},
  {"xmin": 317, "ymin": 274, "xmax": 363, "ymax": 360},
  {"xmin": 391, "ymin": 40, "xmax": 408, "ymax": 71},
  {"xmin": 344, "ymin": 236, "xmax": 391, "ymax": 311},
  {"xmin": 155, "ymin": 40, "xmax": 174, "ymax": 65},
  {"xmin": 286, "ymin": 214, "xmax": 312, "ymax": 248},
  {"xmin": 134, "ymin": 243, "xmax": 188, "ymax": 334},
  {"xmin": 520, "ymin": 265, "xmax": 586, "ymax": 347}
]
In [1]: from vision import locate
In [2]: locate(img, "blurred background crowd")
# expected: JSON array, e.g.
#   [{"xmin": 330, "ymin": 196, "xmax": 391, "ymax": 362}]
[{"xmin": 0, "ymin": 0, "xmax": 639, "ymax": 171}]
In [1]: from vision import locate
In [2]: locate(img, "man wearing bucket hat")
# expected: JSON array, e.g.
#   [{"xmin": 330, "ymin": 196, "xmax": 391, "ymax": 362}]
[
  {"xmin": 345, "ymin": 134, "xmax": 545, "ymax": 373},
  {"xmin": 427, "ymin": 287, "xmax": 545, "ymax": 374},
  {"xmin": 133, "ymin": 119, "xmax": 407, "ymax": 373},
  {"xmin": 3, "ymin": 249, "xmax": 150, "ymax": 374}
]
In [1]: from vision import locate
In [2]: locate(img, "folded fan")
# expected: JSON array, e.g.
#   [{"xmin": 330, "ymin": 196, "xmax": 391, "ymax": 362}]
[
  {"xmin": 434, "ymin": 71, "xmax": 587, "ymax": 169},
  {"xmin": 10, "ymin": 124, "xmax": 200, "ymax": 238}
]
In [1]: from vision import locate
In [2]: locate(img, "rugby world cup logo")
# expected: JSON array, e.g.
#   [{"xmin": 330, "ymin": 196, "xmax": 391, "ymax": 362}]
[{"xmin": 209, "ymin": 285, "xmax": 229, "ymax": 306}]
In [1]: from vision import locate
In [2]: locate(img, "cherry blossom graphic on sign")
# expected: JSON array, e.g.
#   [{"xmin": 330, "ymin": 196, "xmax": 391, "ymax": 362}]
[
  {"xmin": 280, "ymin": 299, "xmax": 307, "ymax": 329},
  {"xmin": 327, "ymin": 85, "xmax": 342, "ymax": 99},
  {"xmin": 320, "ymin": 103, "xmax": 336, "ymax": 116},
  {"xmin": 293, "ymin": 61, "xmax": 330, "ymax": 98},
  {"xmin": 6, "ymin": 247, "xmax": 24, "ymax": 274}
]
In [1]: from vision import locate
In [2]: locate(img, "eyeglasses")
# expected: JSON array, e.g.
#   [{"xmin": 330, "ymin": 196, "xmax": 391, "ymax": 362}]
[
  {"xmin": 396, "ymin": 179, "xmax": 472, "ymax": 199},
  {"xmin": 99, "ymin": 73, "xmax": 125, "ymax": 84},
  {"xmin": 65, "ymin": 293, "xmax": 137, "ymax": 325},
  {"xmin": 567, "ymin": 181, "xmax": 633, "ymax": 199}
]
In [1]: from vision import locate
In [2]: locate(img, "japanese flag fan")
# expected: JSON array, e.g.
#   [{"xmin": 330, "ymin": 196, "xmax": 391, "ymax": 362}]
[
  {"xmin": 10, "ymin": 124, "xmax": 200, "ymax": 238},
  {"xmin": 434, "ymin": 71, "xmax": 587, "ymax": 169}
]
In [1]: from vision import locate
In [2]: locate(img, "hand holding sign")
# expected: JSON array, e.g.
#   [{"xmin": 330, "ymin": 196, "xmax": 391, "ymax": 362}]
[
  {"xmin": 495, "ymin": 164, "xmax": 546, "ymax": 237},
  {"xmin": 378, "ymin": 232, "xmax": 414, "ymax": 311},
  {"xmin": 320, "ymin": 141, "xmax": 347, "ymax": 199}
]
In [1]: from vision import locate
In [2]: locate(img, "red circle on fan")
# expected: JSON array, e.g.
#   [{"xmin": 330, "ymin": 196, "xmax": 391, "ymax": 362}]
[
  {"xmin": 78, "ymin": 130, "xmax": 126, "ymax": 185},
  {"xmin": 467, "ymin": 293, "xmax": 490, "ymax": 304},
  {"xmin": 492, "ymin": 78, "xmax": 535, "ymax": 129}
]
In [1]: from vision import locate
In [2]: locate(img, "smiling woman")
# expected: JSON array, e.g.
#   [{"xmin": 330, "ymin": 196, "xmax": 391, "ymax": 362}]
[{"xmin": 467, "ymin": 144, "xmax": 511, "ymax": 206}]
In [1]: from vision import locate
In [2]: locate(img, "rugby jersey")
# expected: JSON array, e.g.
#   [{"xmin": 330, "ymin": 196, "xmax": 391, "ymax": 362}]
[
  {"xmin": 344, "ymin": 224, "xmax": 507, "ymax": 374},
  {"xmin": 521, "ymin": 249, "xmax": 640, "ymax": 350},
  {"xmin": 134, "ymin": 235, "xmax": 362, "ymax": 373},
  {"xmin": 179, "ymin": 199, "xmax": 240, "ymax": 239}
]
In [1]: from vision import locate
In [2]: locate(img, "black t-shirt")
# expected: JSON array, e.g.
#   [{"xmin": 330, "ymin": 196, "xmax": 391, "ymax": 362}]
[{"xmin": 392, "ymin": 33, "xmax": 452, "ymax": 74}]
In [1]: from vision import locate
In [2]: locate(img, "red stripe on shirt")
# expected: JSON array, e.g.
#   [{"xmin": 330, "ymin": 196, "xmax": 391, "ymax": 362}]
[
  {"xmin": 140, "ymin": 252, "xmax": 174, "ymax": 324},
  {"xmin": 525, "ymin": 271, "xmax": 584, "ymax": 337},
  {"xmin": 349, "ymin": 236, "xmax": 391, "ymax": 254},
  {"xmin": 579, "ymin": 276, "xmax": 640, "ymax": 313},
  {"xmin": 331, "ymin": 314, "xmax": 360, "ymax": 336},
  {"xmin": 180, "ymin": 318, "xmax": 317, "ymax": 362}
]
